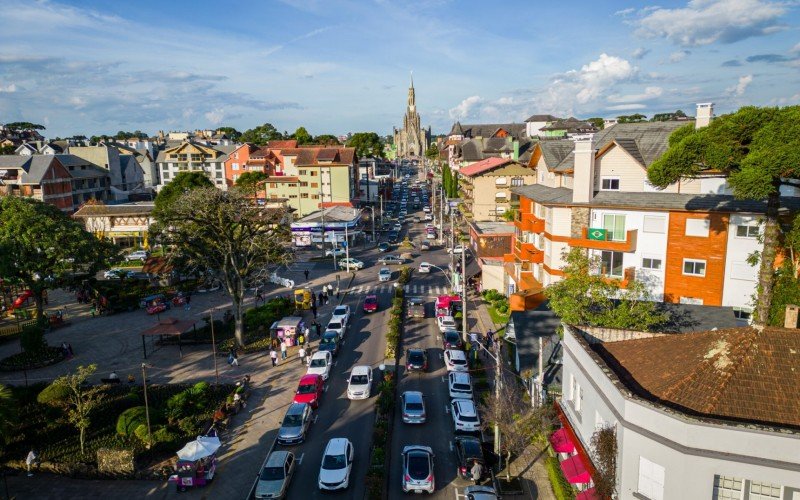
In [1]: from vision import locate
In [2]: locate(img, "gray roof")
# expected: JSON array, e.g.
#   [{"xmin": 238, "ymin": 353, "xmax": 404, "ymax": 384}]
[
  {"xmin": 541, "ymin": 117, "xmax": 597, "ymax": 133},
  {"xmin": 539, "ymin": 140, "xmax": 574, "ymax": 172},
  {"xmin": 460, "ymin": 139, "xmax": 483, "ymax": 162},
  {"xmin": 507, "ymin": 302, "xmax": 562, "ymax": 377},
  {"xmin": 524, "ymin": 114, "xmax": 560, "ymax": 123},
  {"xmin": 653, "ymin": 302, "xmax": 739, "ymax": 333},
  {"xmin": 470, "ymin": 221, "xmax": 514, "ymax": 235},
  {"xmin": 73, "ymin": 202, "xmax": 154, "ymax": 217},
  {"xmin": 511, "ymin": 184, "xmax": 574, "ymax": 204},
  {"xmin": 296, "ymin": 206, "xmax": 361, "ymax": 223},
  {"xmin": 593, "ymin": 121, "xmax": 689, "ymax": 167},
  {"xmin": 0, "ymin": 155, "xmax": 57, "ymax": 184},
  {"xmin": 55, "ymin": 154, "xmax": 108, "ymax": 178},
  {"xmin": 448, "ymin": 122, "xmax": 526, "ymax": 139}
]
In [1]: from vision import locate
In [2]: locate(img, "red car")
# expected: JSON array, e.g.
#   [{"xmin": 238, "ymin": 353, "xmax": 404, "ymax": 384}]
[
  {"xmin": 294, "ymin": 374, "xmax": 324, "ymax": 409},
  {"xmin": 363, "ymin": 295, "xmax": 379, "ymax": 313}
]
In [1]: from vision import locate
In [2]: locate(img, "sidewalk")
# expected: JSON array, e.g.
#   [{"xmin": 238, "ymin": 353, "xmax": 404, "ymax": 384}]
[{"xmin": 466, "ymin": 294, "xmax": 556, "ymax": 500}]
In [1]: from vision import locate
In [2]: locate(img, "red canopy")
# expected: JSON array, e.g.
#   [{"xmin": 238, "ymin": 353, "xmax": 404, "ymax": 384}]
[
  {"xmin": 549, "ymin": 428, "xmax": 576, "ymax": 454},
  {"xmin": 576, "ymin": 487, "xmax": 599, "ymax": 500},
  {"xmin": 560, "ymin": 455, "xmax": 591, "ymax": 484}
]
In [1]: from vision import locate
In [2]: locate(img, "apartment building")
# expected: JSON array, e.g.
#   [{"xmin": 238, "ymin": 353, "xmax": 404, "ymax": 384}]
[
  {"xmin": 445, "ymin": 122, "xmax": 534, "ymax": 171},
  {"xmin": 155, "ymin": 141, "xmax": 237, "ymax": 190},
  {"xmin": 223, "ymin": 140, "xmax": 299, "ymax": 188},
  {"xmin": 503, "ymin": 105, "xmax": 800, "ymax": 316},
  {"xmin": 0, "ymin": 155, "xmax": 73, "ymax": 211},
  {"xmin": 556, "ymin": 323, "xmax": 800, "ymax": 499},
  {"xmin": 459, "ymin": 157, "xmax": 537, "ymax": 221}
]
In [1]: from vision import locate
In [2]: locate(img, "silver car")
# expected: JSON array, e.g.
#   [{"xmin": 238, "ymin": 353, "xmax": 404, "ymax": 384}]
[
  {"xmin": 464, "ymin": 485, "xmax": 499, "ymax": 499},
  {"xmin": 401, "ymin": 391, "xmax": 426, "ymax": 424},
  {"xmin": 255, "ymin": 450, "xmax": 296, "ymax": 499},
  {"xmin": 401, "ymin": 445, "xmax": 435, "ymax": 494},
  {"xmin": 277, "ymin": 403, "xmax": 313, "ymax": 445}
]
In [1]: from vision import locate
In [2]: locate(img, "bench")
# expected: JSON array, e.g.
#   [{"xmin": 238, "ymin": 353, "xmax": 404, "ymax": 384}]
[{"xmin": 100, "ymin": 378, "xmax": 121, "ymax": 384}]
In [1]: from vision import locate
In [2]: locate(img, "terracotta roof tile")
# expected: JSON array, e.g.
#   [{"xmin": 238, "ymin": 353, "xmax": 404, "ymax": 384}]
[{"xmin": 459, "ymin": 157, "xmax": 514, "ymax": 177}]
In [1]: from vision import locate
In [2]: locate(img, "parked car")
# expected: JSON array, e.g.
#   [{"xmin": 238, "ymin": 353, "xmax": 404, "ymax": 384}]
[
  {"xmin": 401, "ymin": 390, "xmax": 427, "ymax": 424},
  {"xmin": 420, "ymin": 241, "xmax": 431, "ymax": 251},
  {"xmin": 407, "ymin": 296, "xmax": 425, "ymax": 319},
  {"xmin": 378, "ymin": 268, "xmax": 392, "ymax": 282},
  {"xmin": 437, "ymin": 315, "xmax": 457, "ymax": 332},
  {"xmin": 442, "ymin": 330, "xmax": 463, "ymax": 350},
  {"xmin": 388, "ymin": 232, "xmax": 399, "ymax": 243},
  {"xmin": 464, "ymin": 485, "xmax": 499, "ymax": 499},
  {"xmin": 451, "ymin": 399, "xmax": 481, "ymax": 432},
  {"xmin": 306, "ymin": 351, "xmax": 333, "ymax": 380},
  {"xmin": 401, "ymin": 446, "xmax": 435, "ymax": 494},
  {"xmin": 423, "ymin": 206, "xmax": 431, "ymax": 213},
  {"xmin": 294, "ymin": 374, "xmax": 324, "ymax": 409},
  {"xmin": 318, "ymin": 331, "xmax": 341, "ymax": 356},
  {"xmin": 448, "ymin": 372, "xmax": 473, "ymax": 400},
  {"xmin": 103, "ymin": 268, "xmax": 133, "ymax": 279},
  {"xmin": 378, "ymin": 242, "xmax": 390, "ymax": 252},
  {"xmin": 338, "ymin": 258, "xmax": 364, "ymax": 270},
  {"xmin": 346, "ymin": 365, "xmax": 373, "ymax": 400},
  {"xmin": 393, "ymin": 223, "xmax": 402, "ymax": 232},
  {"xmin": 418, "ymin": 262, "xmax": 432, "ymax": 273},
  {"xmin": 454, "ymin": 435, "xmax": 485, "ymax": 481},
  {"xmin": 330, "ymin": 305, "xmax": 350, "ymax": 325},
  {"xmin": 363, "ymin": 294, "xmax": 379, "ymax": 313},
  {"xmin": 426, "ymin": 231, "xmax": 436, "ymax": 240},
  {"xmin": 378, "ymin": 255, "xmax": 404, "ymax": 265},
  {"xmin": 444, "ymin": 349, "xmax": 469, "ymax": 372},
  {"xmin": 318, "ymin": 438, "xmax": 354, "ymax": 491},
  {"xmin": 406, "ymin": 348, "xmax": 428, "ymax": 372},
  {"xmin": 326, "ymin": 319, "xmax": 346, "ymax": 339},
  {"xmin": 125, "ymin": 250, "xmax": 149, "ymax": 261},
  {"xmin": 448, "ymin": 245, "xmax": 466, "ymax": 255},
  {"xmin": 255, "ymin": 450, "xmax": 295, "ymax": 499},
  {"xmin": 325, "ymin": 248, "xmax": 346, "ymax": 257},
  {"xmin": 277, "ymin": 403, "xmax": 313, "ymax": 445},
  {"xmin": 424, "ymin": 213, "xmax": 433, "ymax": 221}
]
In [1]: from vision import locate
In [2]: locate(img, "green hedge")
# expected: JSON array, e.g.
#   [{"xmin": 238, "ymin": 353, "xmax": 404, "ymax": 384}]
[
  {"xmin": 0, "ymin": 346, "xmax": 65, "ymax": 372},
  {"xmin": 545, "ymin": 456, "xmax": 575, "ymax": 500},
  {"xmin": 117, "ymin": 406, "xmax": 148, "ymax": 438}
]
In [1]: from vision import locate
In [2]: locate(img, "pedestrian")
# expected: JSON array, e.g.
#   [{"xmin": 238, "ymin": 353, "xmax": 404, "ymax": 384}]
[
  {"xmin": 184, "ymin": 293, "xmax": 191, "ymax": 311},
  {"xmin": 311, "ymin": 292, "xmax": 317, "ymax": 306},
  {"xmin": 322, "ymin": 289, "xmax": 329, "ymax": 305},
  {"xmin": 61, "ymin": 341, "xmax": 69, "ymax": 358},
  {"xmin": 318, "ymin": 292, "xmax": 324, "ymax": 305},
  {"xmin": 314, "ymin": 321, "xmax": 321, "ymax": 338},
  {"xmin": 256, "ymin": 289, "xmax": 264, "ymax": 305},
  {"xmin": 280, "ymin": 342, "xmax": 287, "ymax": 360},
  {"xmin": 228, "ymin": 347, "xmax": 239, "ymax": 367},
  {"xmin": 270, "ymin": 348, "xmax": 278, "ymax": 367},
  {"xmin": 298, "ymin": 333, "xmax": 305, "ymax": 347},
  {"xmin": 67, "ymin": 343, "xmax": 74, "ymax": 357},
  {"xmin": 26, "ymin": 448, "xmax": 40, "ymax": 476},
  {"xmin": 487, "ymin": 329, "xmax": 494, "ymax": 342},
  {"xmin": 304, "ymin": 327, "xmax": 310, "ymax": 342},
  {"xmin": 470, "ymin": 460, "xmax": 483, "ymax": 483},
  {"xmin": 299, "ymin": 346, "xmax": 307, "ymax": 365},
  {"xmin": 336, "ymin": 288, "xmax": 340, "ymax": 299},
  {"xmin": 304, "ymin": 269, "xmax": 310, "ymax": 281},
  {"xmin": 311, "ymin": 303, "xmax": 317, "ymax": 318}
]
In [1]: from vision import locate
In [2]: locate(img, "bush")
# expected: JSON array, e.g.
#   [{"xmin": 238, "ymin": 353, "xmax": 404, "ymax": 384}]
[
  {"xmin": 37, "ymin": 382, "xmax": 71, "ymax": 406},
  {"xmin": 20, "ymin": 325, "xmax": 46, "ymax": 354},
  {"xmin": 545, "ymin": 456, "xmax": 575, "ymax": 500},
  {"xmin": 133, "ymin": 423, "xmax": 150, "ymax": 443},
  {"xmin": 178, "ymin": 415, "xmax": 205, "ymax": 436},
  {"xmin": 371, "ymin": 446, "xmax": 385, "ymax": 466},
  {"xmin": 0, "ymin": 346, "xmax": 64, "ymax": 371},
  {"xmin": 117, "ymin": 406, "xmax": 148, "ymax": 438}
]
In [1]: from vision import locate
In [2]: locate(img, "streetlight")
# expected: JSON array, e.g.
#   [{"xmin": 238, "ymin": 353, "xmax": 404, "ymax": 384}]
[{"xmin": 363, "ymin": 206, "xmax": 376, "ymax": 244}]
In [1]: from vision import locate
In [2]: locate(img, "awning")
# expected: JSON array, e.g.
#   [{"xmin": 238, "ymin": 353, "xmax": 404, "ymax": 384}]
[
  {"xmin": 576, "ymin": 487, "xmax": 599, "ymax": 500},
  {"xmin": 464, "ymin": 258, "xmax": 481, "ymax": 278},
  {"xmin": 549, "ymin": 428, "xmax": 576, "ymax": 454},
  {"xmin": 560, "ymin": 455, "xmax": 591, "ymax": 484}
]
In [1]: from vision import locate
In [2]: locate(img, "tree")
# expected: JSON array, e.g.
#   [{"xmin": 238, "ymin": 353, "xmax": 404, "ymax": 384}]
[
  {"xmin": 216, "ymin": 127, "xmax": 242, "ymax": 141},
  {"xmin": 586, "ymin": 117, "xmax": 605, "ymax": 130},
  {"xmin": 114, "ymin": 130, "xmax": 147, "ymax": 140},
  {"xmin": 0, "ymin": 144, "xmax": 15, "ymax": 155},
  {"xmin": 0, "ymin": 197, "xmax": 115, "ymax": 319},
  {"xmin": 235, "ymin": 171, "xmax": 269, "ymax": 200},
  {"xmin": 240, "ymin": 123, "xmax": 283, "ymax": 146},
  {"xmin": 46, "ymin": 364, "xmax": 105, "ymax": 456},
  {"xmin": 346, "ymin": 132, "xmax": 384, "ymax": 158},
  {"xmin": 0, "ymin": 383, "xmax": 16, "ymax": 445},
  {"xmin": 617, "ymin": 114, "xmax": 647, "ymax": 123},
  {"xmin": 651, "ymin": 110, "xmax": 687, "ymax": 122},
  {"xmin": 545, "ymin": 248, "xmax": 668, "ymax": 330},
  {"xmin": 648, "ymin": 106, "xmax": 800, "ymax": 324},
  {"xmin": 313, "ymin": 134, "xmax": 341, "ymax": 146},
  {"xmin": 424, "ymin": 144, "xmax": 439, "ymax": 160},
  {"xmin": 291, "ymin": 127, "xmax": 313, "ymax": 145},
  {"xmin": 4, "ymin": 122, "xmax": 45, "ymax": 131},
  {"xmin": 153, "ymin": 188, "xmax": 292, "ymax": 346},
  {"xmin": 590, "ymin": 424, "xmax": 618, "ymax": 498},
  {"xmin": 153, "ymin": 171, "xmax": 214, "ymax": 218}
]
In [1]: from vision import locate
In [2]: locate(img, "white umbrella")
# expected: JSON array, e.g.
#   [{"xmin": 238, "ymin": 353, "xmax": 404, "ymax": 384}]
[{"xmin": 176, "ymin": 436, "xmax": 221, "ymax": 461}]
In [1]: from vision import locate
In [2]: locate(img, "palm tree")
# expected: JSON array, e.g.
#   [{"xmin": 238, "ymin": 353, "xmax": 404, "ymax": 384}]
[{"xmin": 0, "ymin": 384, "xmax": 16, "ymax": 445}]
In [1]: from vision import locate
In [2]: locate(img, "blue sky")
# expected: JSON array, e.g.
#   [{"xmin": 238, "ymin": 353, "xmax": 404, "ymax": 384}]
[{"xmin": 0, "ymin": 0, "xmax": 798, "ymax": 138}]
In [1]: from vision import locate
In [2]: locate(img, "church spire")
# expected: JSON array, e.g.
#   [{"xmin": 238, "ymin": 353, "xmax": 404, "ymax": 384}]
[{"xmin": 407, "ymin": 71, "xmax": 416, "ymax": 110}]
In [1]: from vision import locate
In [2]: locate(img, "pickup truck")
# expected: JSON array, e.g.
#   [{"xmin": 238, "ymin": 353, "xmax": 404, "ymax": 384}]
[{"xmin": 406, "ymin": 296, "xmax": 425, "ymax": 319}]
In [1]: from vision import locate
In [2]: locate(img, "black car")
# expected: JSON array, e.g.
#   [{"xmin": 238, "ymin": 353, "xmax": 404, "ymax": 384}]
[
  {"xmin": 454, "ymin": 435, "xmax": 485, "ymax": 481},
  {"xmin": 378, "ymin": 242, "xmax": 390, "ymax": 252},
  {"xmin": 406, "ymin": 348, "xmax": 428, "ymax": 372},
  {"xmin": 318, "ymin": 331, "xmax": 340, "ymax": 356},
  {"xmin": 388, "ymin": 232, "xmax": 399, "ymax": 243},
  {"xmin": 442, "ymin": 330, "xmax": 463, "ymax": 350}
]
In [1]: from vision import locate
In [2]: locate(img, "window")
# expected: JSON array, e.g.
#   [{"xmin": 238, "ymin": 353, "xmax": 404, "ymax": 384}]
[
  {"xmin": 712, "ymin": 475, "xmax": 743, "ymax": 500},
  {"xmin": 511, "ymin": 177, "xmax": 524, "ymax": 186},
  {"xmin": 637, "ymin": 457, "xmax": 665, "ymax": 500},
  {"xmin": 736, "ymin": 225, "xmax": 760, "ymax": 238},
  {"xmin": 232, "ymin": 162, "xmax": 239, "ymax": 171},
  {"xmin": 215, "ymin": 171, "xmax": 222, "ymax": 179},
  {"xmin": 685, "ymin": 218, "xmax": 710, "ymax": 237},
  {"xmin": 603, "ymin": 214, "xmax": 626, "ymax": 241},
  {"xmin": 601, "ymin": 251, "xmax": 624, "ymax": 277},
  {"xmin": 312, "ymin": 194, "xmax": 319, "ymax": 200},
  {"xmin": 601, "ymin": 177, "xmax": 620, "ymax": 190},
  {"xmin": 162, "ymin": 172, "xmax": 170, "ymax": 180},
  {"xmin": 310, "ymin": 171, "xmax": 317, "ymax": 176},
  {"xmin": 300, "ymin": 182, "xmax": 308, "ymax": 187},
  {"xmin": 680, "ymin": 297, "xmax": 704, "ymax": 305},
  {"xmin": 300, "ymin": 193, "xmax": 309, "ymax": 199},
  {"xmin": 643, "ymin": 215, "xmax": 666, "ymax": 234},
  {"xmin": 683, "ymin": 259, "xmax": 706, "ymax": 277},
  {"xmin": 299, "ymin": 170, "xmax": 307, "ymax": 175},
  {"xmin": 749, "ymin": 481, "xmax": 781, "ymax": 500},
  {"xmin": 574, "ymin": 384, "xmax": 582, "ymax": 413},
  {"xmin": 495, "ymin": 177, "xmax": 507, "ymax": 186},
  {"xmin": 642, "ymin": 257, "xmax": 663, "ymax": 270},
  {"xmin": 733, "ymin": 308, "xmax": 752, "ymax": 321},
  {"xmin": 539, "ymin": 172, "xmax": 545, "ymax": 183}
]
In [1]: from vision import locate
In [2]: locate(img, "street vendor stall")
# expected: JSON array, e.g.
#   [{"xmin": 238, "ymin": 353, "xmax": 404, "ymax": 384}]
[
  {"xmin": 140, "ymin": 318, "xmax": 196, "ymax": 358},
  {"xmin": 169, "ymin": 435, "xmax": 220, "ymax": 492},
  {"xmin": 269, "ymin": 316, "xmax": 305, "ymax": 347}
]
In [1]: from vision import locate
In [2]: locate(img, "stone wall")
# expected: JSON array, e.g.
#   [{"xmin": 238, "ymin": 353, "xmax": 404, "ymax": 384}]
[
  {"xmin": 570, "ymin": 207, "xmax": 590, "ymax": 238},
  {"xmin": 568, "ymin": 324, "xmax": 667, "ymax": 344}
]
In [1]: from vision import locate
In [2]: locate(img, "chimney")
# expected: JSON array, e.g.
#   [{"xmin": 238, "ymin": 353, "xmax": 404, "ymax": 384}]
[
  {"xmin": 695, "ymin": 103, "xmax": 714, "ymax": 129},
  {"xmin": 571, "ymin": 133, "xmax": 595, "ymax": 204},
  {"xmin": 785, "ymin": 304, "xmax": 799, "ymax": 329}
]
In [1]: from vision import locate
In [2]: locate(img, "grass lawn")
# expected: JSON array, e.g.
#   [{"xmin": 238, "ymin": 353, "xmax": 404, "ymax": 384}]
[{"xmin": 487, "ymin": 304, "xmax": 510, "ymax": 326}]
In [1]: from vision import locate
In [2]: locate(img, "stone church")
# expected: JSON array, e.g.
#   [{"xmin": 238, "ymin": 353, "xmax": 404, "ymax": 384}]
[{"xmin": 393, "ymin": 75, "xmax": 431, "ymax": 158}]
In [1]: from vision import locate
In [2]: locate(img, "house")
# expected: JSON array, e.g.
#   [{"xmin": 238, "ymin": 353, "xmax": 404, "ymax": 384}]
[
  {"xmin": 112, "ymin": 142, "xmax": 158, "ymax": 189},
  {"xmin": 72, "ymin": 201, "xmax": 154, "ymax": 248},
  {"xmin": 155, "ymin": 141, "xmax": 237, "ymax": 190},
  {"xmin": 0, "ymin": 155, "xmax": 73, "ymax": 211},
  {"xmin": 69, "ymin": 145, "xmax": 146, "ymax": 197},
  {"xmin": 446, "ymin": 122, "xmax": 533, "ymax": 171},
  {"xmin": 524, "ymin": 114, "xmax": 560, "ymax": 138},
  {"xmin": 459, "ymin": 157, "xmax": 537, "ymax": 221},
  {"xmin": 503, "ymin": 103, "xmax": 800, "ymax": 317},
  {"xmin": 556, "ymin": 322, "xmax": 800, "ymax": 499},
  {"xmin": 538, "ymin": 117, "xmax": 598, "ymax": 139},
  {"xmin": 223, "ymin": 143, "xmax": 280, "ymax": 188},
  {"xmin": 289, "ymin": 206, "xmax": 362, "ymax": 247},
  {"xmin": 55, "ymin": 154, "xmax": 111, "ymax": 208}
]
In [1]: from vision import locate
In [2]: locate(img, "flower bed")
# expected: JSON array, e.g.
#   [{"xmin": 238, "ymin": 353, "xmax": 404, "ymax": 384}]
[{"xmin": 0, "ymin": 346, "xmax": 65, "ymax": 372}]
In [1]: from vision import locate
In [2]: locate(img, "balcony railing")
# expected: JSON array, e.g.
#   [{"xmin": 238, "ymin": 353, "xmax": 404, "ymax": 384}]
[
  {"xmin": 513, "ymin": 240, "xmax": 544, "ymax": 264},
  {"xmin": 514, "ymin": 213, "xmax": 545, "ymax": 233},
  {"xmin": 570, "ymin": 228, "xmax": 638, "ymax": 253}
]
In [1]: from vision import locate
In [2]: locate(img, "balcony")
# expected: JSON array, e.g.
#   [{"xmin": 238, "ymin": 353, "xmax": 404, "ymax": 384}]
[
  {"xmin": 570, "ymin": 228, "xmax": 638, "ymax": 253},
  {"xmin": 513, "ymin": 240, "xmax": 544, "ymax": 264},
  {"xmin": 514, "ymin": 212, "xmax": 545, "ymax": 233}
]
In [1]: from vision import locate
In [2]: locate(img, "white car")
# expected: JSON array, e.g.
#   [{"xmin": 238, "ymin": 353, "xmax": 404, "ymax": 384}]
[
  {"xmin": 326, "ymin": 319, "xmax": 347, "ymax": 340},
  {"xmin": 103, "ymin": 268, "xmax": 125, "ymax": 279},
  {"xmin": 448, "ymin": 245, "xmax": 466, "ymax": 255},
  {"xmin": 378, "ymin": 268, "xmax": 392, "ymax": 282},
  {"xmin": 393, "ymin": 223, "xmax": 402, "ymax": 232},
  {"xmin": 330, "ymin": 305, "xmax": 350, "ymax": 325},
  {"xmin": 347, "ymin": 365, "xmax": 373, "ymax": 400},
  {"xmin": 418, "ymin": 262, "xmax": 432, "ymax": 273},
  {"xmin": 448, "ymin": 372, "xmax": 473, "ymax": 400},
  {"xmin": 318, "ymin": 438, "xmax": 354, "ymax": 491},
  {"xmin": 423, "ymin": 206, "xmax": 431, "ymax": 213},
  {"xmin": 425, "ymin": 223, "xmax": 436, "ymax": 229},
  {"xmin": 426, "ymin": 231, "xmax": 436, "ymax": 240},
  {"xmin": 437, "ymin": 315, "xmax": 457, "ymax": 332},
  {"xmin": 306, "ymin": 351, "xmax": 333, "ymax": 380},
  {"xmin": 125, "ymin": 250, "xmax": 148, "ymax": 261},
  {"xmin": 444, "ymin": 349, "xmax": 469, "ymax": 372},
  {"xmin": 451, "ymin": 399, "xmax": 481, "ymax": 432},
  {"xmin": 338, "ymin": 258, "xmax": 364, "ymax": 270},
  {"xmin": 424, "ymin": 213, "xmax": 433, "ymax": 221},
  {"xmin": 325, "ymin": 248, "xmax": 346, "ymax": 257}
]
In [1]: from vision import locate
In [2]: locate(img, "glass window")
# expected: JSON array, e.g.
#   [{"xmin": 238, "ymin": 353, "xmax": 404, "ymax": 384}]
[
  {"xmin": 680, "ymin": 296, "xmax": 703, "ymax": 305},
  {"xmin": 601, "ymin": 177, "xmax": 620, "ymax": 190},
  {"xmin": 685, "ymin": 218, "xmax": 710, "ymax": 237},
  {"xmin": 749, "ymin": 481, "xmax": 781, "ymax": 500},
  {"xmin": 683, "ymin": 259, "xmax": 706, "ymax": 276},
  {"xmin": 643, "ymin": 215, "xmax": 666, "ymax": 233},
  {"xmin": 736, "ymin": 225, "xmax": 760, "ymax": 238},
  {"xmin": 603, "ymin": 214, "xmax": 626, "ymax": 241},
  {"xmin": 642, "ymin": 257, "xmax": 663, "ymax": 270},
  {"xmin": 232, "ymin": 162, "xmax": 239, "ymax": 171},
  {"xmin": 712, "ymin": 475, "xmax": 743, "ymax": 500},
  {"xmin": 601, "ymin": 251, "xmax": 624, "ymax": 277},
  {"xmin": 733, "ymin": 308, "xmax": 752, "ymax": 321}
]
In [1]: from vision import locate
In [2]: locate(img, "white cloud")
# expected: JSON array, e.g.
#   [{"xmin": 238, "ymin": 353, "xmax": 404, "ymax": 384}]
[
  {"xmin": 204, "ymin": 108, "xmax": 225, "ymax": 125},
  {"xmin": 448, "ymin": 95, "xmax": 483, "ymax": 120},
  {"xmin": 669, "ymin": 50, "xmax": 690, "ymax": 63},
  {"xmin": 791, "ymin": 42, "xmax": 800, "ymax": 53},
  {"xmin": 726, "ymin": 74, "xmax": 753, "ymax": 96},
  {"xmin": 634, "ymin": 0, "xmax": 787, "ymax": 47},
  {"xmin": 631, "ymin": 47, "xmax": 650, "ymax": 59},
  {"xmin": 0, "ymin": 83, "xmax": 16, "ymax": 93},
  {"xmin": 608, "ymin": 86, "xmax": 663, "ymax": 103},
  {"xmin": 615, "ymin": 7, "xmax": 636, "ymax": 16},
  {"xmin": 564, "ymin": 53, "xmax": 637, "ymax": 104},
  {"xmin": 68, "ymin": 96, "xmax": 87, "ymax": 109},
  {"xmin": 606, "ymin": 103, "xmax": 647, "ymax": 111}
]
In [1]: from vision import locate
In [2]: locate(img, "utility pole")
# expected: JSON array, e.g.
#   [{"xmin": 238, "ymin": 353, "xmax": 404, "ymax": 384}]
[
  {"xmin": 450, "ymin": 213, "xmax": 455, "ymax": 281},
  {"xmin": 141, "ymin": 363, "xmax": 152, "ymax": 448},
  {"xmin": 494, "ymin": 341, "xmax": 502, "ymax": 467},
  {"xmin": 379, "ymin": 194, "xmax": 384, "ymax": 228},
  {"xmin": 211, "ymin": 308, "xmax": 219, "ymax": 386},
  {"xmin": 461, "ymin": 246, "xmax": 467, "ymax": 340}
]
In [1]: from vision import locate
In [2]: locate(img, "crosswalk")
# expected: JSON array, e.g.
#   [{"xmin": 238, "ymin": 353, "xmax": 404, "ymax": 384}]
[{"xmin": 348, "ymin": 284, "xmax": 451, "ymax": 296}]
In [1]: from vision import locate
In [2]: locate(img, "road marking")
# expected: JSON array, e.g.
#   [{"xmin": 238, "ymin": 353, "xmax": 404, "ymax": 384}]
[
  {"xmin": 439, "ymin": 353, "xmax": 444, "ymax": 360},
  {"xmin": 313, "ymin": 415, "xmax": 319, "ymax": 424},
  {"xmin": 324, "ymin": 385, "xmax": 329, "ymax": 392},
  {"xmin": 449, "ymin": 441, "xmax": 454, "ymax": 452},
  {"xmin": 296, "ymin": 453, "xmax": 305, "ymax": 464},
  {"xmin": 441, "ymin": 375, "xmax": 447, "ymax": 383},
  {"xmin": 444, "ymin": 404, "xmax": 450, "ymax": 414}
]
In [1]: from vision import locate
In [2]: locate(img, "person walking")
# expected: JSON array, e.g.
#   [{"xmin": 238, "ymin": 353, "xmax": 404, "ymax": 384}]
[
  {"xmin": 298, "ymin": 333, "xmax": 305, "ymax": 348},
  {"xmin": 26, "ymin": 449, "xmax": 40, "ymax": 476},
  {"xmin": 270, "ymin": 348, "xmax": 278, "ymax": 367},
  {"xmin": 303, "ymin": 327, "xmax": 310, "ymax": 343},
  {"xmin": 280, "ymin": 342, "xmax": 287, "ymax": 360},
  {"xmin": 318, "ymin": 291, "xmax": 324, "ymax": 305},
  {"xmin": 322, "ymin": 289, "xmax": 329, "ymax": 305},
  {"xmin": 299, "ymin": 346, "xmax": 307, "ymax": 365},
  {"xmin": 314, "ymin": 321, "xmax": 321, "ymax": 338},
  {"xmin": 184, "ymin": 294, "xmax": 191, "ymax": 311},
  {"xmin": 228, "ymin": 347, "xmax": 239, "ymax": 367},
  {"xmin": 470, "ymin": 460, "xmax": 483, "ymax": 483},
  {"xmin": 304, "ymin": 269, "xmax": 310, "ymax": 281},
  {"xmin": 256, "ymin": 289, "xmax": 264, "ymax": 306},
  {"xmin": 311, "ymin": 292, "xmax": 317, "ymax": 306},
  {"xmin": 311, "ymin": 303, "xmax": 317, "ymax": 319}
]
